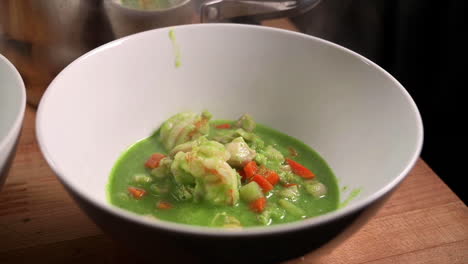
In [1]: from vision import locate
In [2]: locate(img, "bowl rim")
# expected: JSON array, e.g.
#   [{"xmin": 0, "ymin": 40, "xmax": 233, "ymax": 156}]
[
  {"xmin": 0, "ymin": 54, "xmax": 26, "ymax": 153},
  {"xmin": 36, "ymin": 23, "xmax": 424, "ymax": 237}
]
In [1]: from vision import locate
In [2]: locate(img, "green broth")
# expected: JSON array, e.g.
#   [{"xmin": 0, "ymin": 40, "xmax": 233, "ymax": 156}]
[{"xmin": 108, "ymin": 121, "xmax": 339, "ymax": 227}]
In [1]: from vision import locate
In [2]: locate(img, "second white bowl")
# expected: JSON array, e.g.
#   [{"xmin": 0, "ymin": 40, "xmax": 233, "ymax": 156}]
[{"xmin": 0, "ymin": 54, "xmax": 26, "ymax": 190}]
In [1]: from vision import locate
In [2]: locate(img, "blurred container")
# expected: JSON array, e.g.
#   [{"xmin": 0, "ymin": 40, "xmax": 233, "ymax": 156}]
[
  {"xmin": 0, "ymin": 0, "xmax": 320, "ymax": 107},
  {"xmin": 0, "ymin": 0, "xmax": 113, "ymax": 106},
  {"xmin": 104, "ymin": 0, "xmax": 195, "ymax": 38}
]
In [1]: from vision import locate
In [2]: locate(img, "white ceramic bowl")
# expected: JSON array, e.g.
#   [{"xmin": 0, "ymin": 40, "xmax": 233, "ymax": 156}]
[
  {"xmin": 36, "ymin": 24, "xmax": 423, "ymax": 263},
  {"xmin": 0, "ymin": 54, "xmax": 26, "ymax": 189}
]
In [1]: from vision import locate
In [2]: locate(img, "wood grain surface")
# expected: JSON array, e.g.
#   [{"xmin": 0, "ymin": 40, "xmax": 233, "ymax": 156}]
[
  {"xmin": 1, "ymin": 104, "xmax": 467, "ymax": 264},
  {"xmin": 1, "ymin": 20, "xmax": 467, "ymax": 264}
]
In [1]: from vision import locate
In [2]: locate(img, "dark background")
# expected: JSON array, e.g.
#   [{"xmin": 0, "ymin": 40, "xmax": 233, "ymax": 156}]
[{"xmin": 292, "ymin": 0, "xmax": 465, "ymax": 202}]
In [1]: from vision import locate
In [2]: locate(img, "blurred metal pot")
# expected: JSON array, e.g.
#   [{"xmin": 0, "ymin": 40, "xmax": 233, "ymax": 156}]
[
  {"xmin": 0, "ymin": 0, "xmax": 320, "ymax": 107},
  {"xmin": 0, "ymin": 0, "xmax": 113, "ymax": 106}
]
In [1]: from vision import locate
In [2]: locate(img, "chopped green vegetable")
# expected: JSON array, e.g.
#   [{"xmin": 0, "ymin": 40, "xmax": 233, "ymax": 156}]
[
  {"xmin": 151, "ymin": 157, "xmax": 172, "ymax": 179},
  {"xmin": 278, "ymin": 185, "xmax": 300, "ymax": 200},
  {"xmin": 254, "ymin": 153, "xmax": 267, "ymax": 166},
  {"xmin": 132, "ymin": 173, "xmax": 153, "ymax": 184},
  {"xmin": 235, "ymin": 128, "xmax": 255, "ymax": 141},
  {"xmin": 257, "ymin": 210, "xmax": 272, "ymax": 225},
  {"xmin": 116, "ymin": 192, "xmax": 130, "ymax": 201},
  {"xmin": 225, "ymin": 137, "xmax": 256, "ymax": 167},
  {"xmin": 263, "ymin": 145, "xmax": 284, "ymax": 163},
  {"xmin": 305, "ymin": 181, "xmax": 327, "ymax": 198},
  {"xmin": 240, "ymin": 181, "xmax": 263, "ymax": 202},
  {"xmin": 211, "ymin": 212, "xmax": 241, "ymax": 228},
  {"xmin": 257, "ymin": 205, "xmax": 285, "ymax": 225},
  {"xmin": 235, "ymin": 114, "xmax": 256, "ymax": 132},
  {"xmin": 150, "ymin": 183, "xmax": 170, "ymax": 195},
  {"xmin": 278, "ymin": 170, "xmax": 299, "ymax": 184},
  {"xmin": 172, "ymin": 184, "xmax": 194, "ymax": 201},
  {"xmin": 278, "ymin": 199, "xmax": 305, "ymax": 217}
]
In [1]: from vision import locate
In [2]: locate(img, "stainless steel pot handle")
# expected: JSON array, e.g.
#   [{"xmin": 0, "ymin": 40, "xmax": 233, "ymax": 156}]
[{"xmin": 201, "ymin": 0, "xmax": 321, "ymax": 23}]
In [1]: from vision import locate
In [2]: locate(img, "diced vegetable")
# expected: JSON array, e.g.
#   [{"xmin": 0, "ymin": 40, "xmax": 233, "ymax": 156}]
[
  {"xmin": 286, "ymin": 158, "xmax": 315, "ymax": 179},
  {"xmin": 283, "ymin": 183, "xmax": 298, "ymax": 187},
  {"xmin": 215, "ymin": 123, "xmax": 231, "ymax": 129},
  {"xmin": 257, "ymin": 165, "xmax": 269, "ymax": 176},
  {"xmin": 257, "ymin": 205, "xmax": 286, "ymax": 225},
  {"xmin": 145, "ymin": 153, "xmax": 166, "ymax": 169},
  {"xmin": 150, "ymin": 157, "xmax": 172, "ymax": 179},
  {"xmin": 278, "ymin": 170, "xmax": 299, "ymax": 184},
  {"xmin": 128, "ymin": 186, "xmax": 146, "ymax": 199},
  {"xmin": 116, "ymin": 192, "xmax": 130, "ymax": 201},
  {"xmin": 249, "ymin": 135, "xmax": 265, "ymax": 150},
  {"xmin": 235, "ymin": 128, "xmax": 255, "ymax": 141},
  {"xmin": 278, "ymin": 199, "xmax": 305, "ymax": 217},
  {"xmin": 254, "ymin": 153, "xmax": 267, "ymax": 166},
  {"xmin": 269, "ymin": 206, "xmax": 286, "ymax": 219},
  {"xmin": 211, "ymin": 212, "xmax": 241, "ymax": 228},
  {"xmin": 263, "ymin": 145, "xmax": 284, "ymax": 163},
  {"xmin": 252, "ymin": 174, "xmax": 274, "ymax": 193},
  {"xmin": 280, "ymin": 164, "xmax": 292, "ymax": 172},
  {"xmin": 157, "ymin": 201, "xmax": 173, "ymax": 210},
  {"xmin": 265, "ymin": 170, "xmax": 280, "ymax": 185},
  {"xmin": 243, "ymin": 161, "xmax": 258, "ymax": 179},
  {"xmin": 305, "ymin": 181, "xmax": 327, "ymax": 198},
  {"xmin": 240, "ymin": 181, "xmax": 263, "ymax": 202},
  {"xmin": 250, "ymin": 197, "xmax": 267, "ymax": 213},
  {"xmin": 172, "ymin": 184, "xmax": 194, "ymax": 201},
  {"xmin": 257, "ymin": 210, "xmax": 272, "ymax": 225},
  {"xmin": 151, "ymin": 167, "xmax": 168, "ymax": 179},
  {"xmin": 279, "ymin": 185, "xmax": 300, "ymax": 200},
  {"xmin": 225, "ymin": 137, "xmax": 256, "ymax": 167},
  {"xmin": 132, "ymin": 173, "xmax": 153, "ymax": 184},
  {"xmin": 234, "ymin": 128, "xmax": 265, "ymax": 150},
  {"xmin": 150, "ymin": 183, "xmax": 170, "ymax": 194},
  {"xmin": 235, "ymin": 114, "xmax": 256, "ymax": 132}
]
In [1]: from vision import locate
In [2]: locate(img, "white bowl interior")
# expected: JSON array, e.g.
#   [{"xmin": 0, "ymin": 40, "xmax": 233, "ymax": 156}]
[
  {"xmin": 0, "ymin": 54, "xmax": 25, "ymax": 166},
  {"xmin": 37, "ymin": 25, "xmax": 422, "ymax": 227}
]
